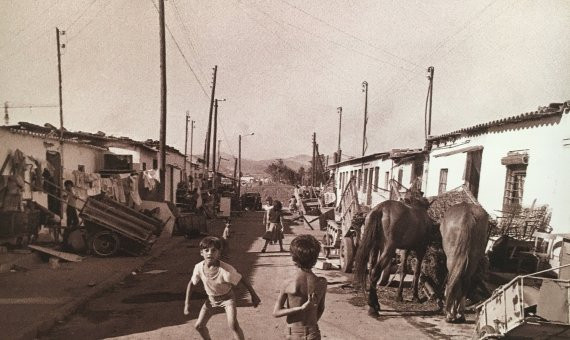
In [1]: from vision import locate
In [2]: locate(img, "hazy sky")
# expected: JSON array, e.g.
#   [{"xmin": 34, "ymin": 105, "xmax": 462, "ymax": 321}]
[{"xmin": 1, "ymin": 0, "xmax": 569, "ymax": 161}]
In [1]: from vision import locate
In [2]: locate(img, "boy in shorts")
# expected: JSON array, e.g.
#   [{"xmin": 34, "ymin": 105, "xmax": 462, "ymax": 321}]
[
  {"xmin": 273, "ymin": 235, "xmax": 327, "ymax": 339},
  {"xmin": 184, "ymin": 236, "xmax": 261, "ymax": 340}
]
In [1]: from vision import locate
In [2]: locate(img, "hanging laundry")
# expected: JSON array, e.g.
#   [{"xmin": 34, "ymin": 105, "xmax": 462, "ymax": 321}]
[
  {"xmin": 101, "ymin": 178, "xmax": 114, "ymax": 197},
  {"xmin": 129, "ymin": 174, "xmax": 142, "ymax": 207},
  {"xmin": 142, "ymin": 169, "xmax": 160, "ymax": 191},
  {"xmin": 72, "ymin": 170, "xmax": 87, "ymax": 189},
  {"xmin": 112, "ymin": 176, "xmax": 126, "ymax": 203},
  {"xmin": 86, "ymin": 173, "xmax": 102, "ymax": 196}
]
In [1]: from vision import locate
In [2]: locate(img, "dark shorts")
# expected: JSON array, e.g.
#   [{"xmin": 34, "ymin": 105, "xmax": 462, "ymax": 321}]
[{"xmin": 286, "ymin": 325, "xmax": 321, "ymax": 340}]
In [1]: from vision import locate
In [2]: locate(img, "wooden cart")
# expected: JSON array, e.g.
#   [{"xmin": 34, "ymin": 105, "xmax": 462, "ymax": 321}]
[
  {"xmin": 474, "ymin": 264, "xmax": 570, "ymax": 339},
  {"xmin": 80, "ymin": 195, "xmax": 164, "ymax": 257},
  {"xmin": 322, "ymin": 176, "xmax": 361, "ymax": 273}
]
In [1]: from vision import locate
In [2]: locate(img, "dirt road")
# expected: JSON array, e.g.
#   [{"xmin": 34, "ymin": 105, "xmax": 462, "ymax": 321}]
[{"xmin": 42, "ymin": 212, "xmax": 473, "ymax": 339}]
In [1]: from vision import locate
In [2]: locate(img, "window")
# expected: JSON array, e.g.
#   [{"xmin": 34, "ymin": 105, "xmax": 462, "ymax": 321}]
[
  {"xmin": 397, "ymin": 169, "xmax": 403, "ymax": 189},
  {"xmin": 358, "ymin": 169, "xmax": 362, "ymax": 189},
  {"xmin": 373, "ymin": 167, "xmax": 379, "ymax": 192},
  {"xmin": 503, "ymin": 164, "xmax": 527, "ymax": 210},
  {"xmin": 153, "ymin": 159, "xmax": 158, "ymax": 169},
  {"xmin": 363, "ymin": 169, "xmax": 369, "ymax": 192},
  {"xmin": 142, "ymin": 162, "xmax": 147, "ymax": 171},
  {"xmin": 77, "ymin": 165, "xmax": 85, "ymax": 172},
  {"xmin": 384, "ymin": 172, "xmax": 390, "ymax": 189},
  {"xmin": 438, "ymin": 169, "xmax": 448, "ymax": 195}
]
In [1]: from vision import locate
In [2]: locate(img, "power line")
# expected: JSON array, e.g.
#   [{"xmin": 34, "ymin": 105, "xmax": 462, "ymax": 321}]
[
  {"xmin": 170, "ymin": 0, "xmax": 208, "ymax": 82},
  {"xmin": 249, "ymin": 2, "xmax": 421, "ymax": 75},
  {"xmin": 275, "ymin": 0, "xmax": 424, "ymax": 70},
  {"xmin": 65, "ymin": 0, "xmax": 99, "ymax": 32},
  {"xmin": 67, "ymin": 0, "xmax": 115, "ymax": 43},
  {"xmin": 149, "ymin": 0, "xmax": 210, "ymax": 99},
  {"xmin": 236, "ymin": 0, "xmax": 353, "ymax": 85}
]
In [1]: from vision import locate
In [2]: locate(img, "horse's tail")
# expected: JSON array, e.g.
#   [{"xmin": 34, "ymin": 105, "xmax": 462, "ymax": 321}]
[
  {"xmin": 444, "ymin": 210, "xmax": 475, "ymax": 313},
  {"xmin": 354, "ymin": 207, "xmax": 382, "ymax": 289}
]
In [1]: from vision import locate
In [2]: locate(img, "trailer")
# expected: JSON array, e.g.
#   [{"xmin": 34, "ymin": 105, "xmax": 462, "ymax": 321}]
[
  {"xmin": 322, "ymin": 176, "xmax": 362, "ymax": 273},
  {"xmin": 474, "ymin": 263, "xmax": 570, "ymax": 340},
  {"xmin": 79, "ymin": 195, "xmax": 164, "ymax": 257}
]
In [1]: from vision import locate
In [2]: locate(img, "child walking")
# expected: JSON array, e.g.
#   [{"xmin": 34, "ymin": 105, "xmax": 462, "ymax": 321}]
[
  {"xmin": 273, "ymin": 235, "xmax": 327, "ymax": 339},
  {"xmin": 184, "ymin": 236, "xmax": 261, "ymax": 340}
]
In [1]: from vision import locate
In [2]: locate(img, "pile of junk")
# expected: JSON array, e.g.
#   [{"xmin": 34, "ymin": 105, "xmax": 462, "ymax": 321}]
[{"xmin": 0, "ymin": 149, "xmax": 177, "ymax": 258}]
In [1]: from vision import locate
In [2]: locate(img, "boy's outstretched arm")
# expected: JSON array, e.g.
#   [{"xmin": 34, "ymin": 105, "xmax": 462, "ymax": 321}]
[
  {"xmin": 238, "ymin": 277, "xmax": 261, "ymax": 307},
  {"xmin": 184, "ymin": 280, "xmax": 194, "ymax": 315}
]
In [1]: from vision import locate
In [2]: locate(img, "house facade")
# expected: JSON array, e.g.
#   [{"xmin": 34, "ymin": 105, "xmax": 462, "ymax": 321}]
[
  {"xmin": 424, "ymin": 101, "xmax": 570, "ymax": 233},
  {"xmin": 330, "ymin": 149, "xmax": 426, "ymax": 209}
]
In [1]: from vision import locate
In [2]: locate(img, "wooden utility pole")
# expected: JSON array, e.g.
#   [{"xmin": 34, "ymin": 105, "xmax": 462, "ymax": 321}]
[
  {"xmin": 312, "ymin": 132, "xmax": 316, "ymax": 186},
  {"xmin": 426, "ymin": 66, "xmax": 435, "ymax": 139},
  {"xmin": 184, "ymin": 111, "xmax": 190, "ymax": 184},
  {"xmin": 361, "ymin": 81, "xmax": 368, "ymax": 157},
  {"xmin": 233, "ymin": 158, "xmax": 238, "ymax": 188},
  {"xmin": 212, "ymin": 99, "xmax": 218, "ymax": 180},
  {"xmin": 205, "ymin": 66, "xmax": 217, "ymax": 169},
  {"xmin": 56, "ymin": 27, "xmax": 65, "ymax": 224},
  {"xmin": 190, "ymin": 119, "xmax": 195, "ymax": 186},
  {"xmin": 337, "ymin": 106, "xmax": 342, "ymax": 162},
  {"xmin": 158, "ymin": 0, "xmax": 167, "ymax": 199}
]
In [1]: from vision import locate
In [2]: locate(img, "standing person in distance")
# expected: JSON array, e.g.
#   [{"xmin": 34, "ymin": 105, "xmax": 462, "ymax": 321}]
[{"xmin": 261, "ymin": 200, "xmax": 285, "ymax": 252}]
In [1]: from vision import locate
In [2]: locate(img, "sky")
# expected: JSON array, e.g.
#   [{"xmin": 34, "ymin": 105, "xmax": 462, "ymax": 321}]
[{"xmin": 1, "ymin": 0, "xmax": 569, "ymax": 161}]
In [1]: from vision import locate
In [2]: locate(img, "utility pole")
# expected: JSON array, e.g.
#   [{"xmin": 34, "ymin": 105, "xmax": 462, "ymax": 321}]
[
  {"xmin": 184, "ymin": 111, "xmax": 190, "ymax": 184},
  {"xmin": 205, "ymin": 66, "xmax": 217, "ymax": 170},
  {"xmin": 361, "ymin": 81, "xmax": 368, "ymax": 157},
  {"xmin": 312, "ymin": 132, "xmax": 316, "ymax": 186},
  {"xmin": 425, "ymin": 66, "xmax": 435, "ymax": 140},
  {"xmin": 337, "ymin": 106, "xmax": 342, "ymax": 162},
  {"xmin": 158, "ymin": 0, "xmax": 167, "ymax": 200},
  {"xmin": 212, "ymin": 98, "xmax": 225, "ymax": 188},
  {"xmin": 238, "ymin": 133, "xmax": 254, "ymax": 208},
  {"xmin": 190, "ymin": 119, "xmax": 195, "ymax": 186},
  {"xmin": 233, "ymin": 158, "xmax": 238, "ymax": 189},
  {"xmin": 56, "ymin": 27, "xmax": 65, "ymax": 225}
]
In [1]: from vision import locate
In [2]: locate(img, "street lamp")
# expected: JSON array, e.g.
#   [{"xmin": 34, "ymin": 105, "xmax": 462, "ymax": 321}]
[{"xmin": 238, "ymin": 132, "xmax": 254, "ymax": 209}]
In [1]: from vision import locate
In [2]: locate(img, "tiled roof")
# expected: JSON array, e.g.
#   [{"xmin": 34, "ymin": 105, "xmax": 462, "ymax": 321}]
[
  {"xmin": 428, "ymin": 101, "xmax": 570, "ymax": 142},
  {"xmin": 328, "ymin": 148, "xmax": 425, "ymax": 168}
]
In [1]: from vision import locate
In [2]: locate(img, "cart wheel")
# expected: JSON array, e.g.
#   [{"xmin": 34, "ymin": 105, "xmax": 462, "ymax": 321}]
[
  {"xmin": 340, "ymin": 237, "xmax": 354, "ymax": 273},
  {"xmin": 90, "ymin": 231, "xmax": 120, "ymax": 257},
  {"xmin": 477, "ymin": 325, "xmax": 498, "ymax": 339}
]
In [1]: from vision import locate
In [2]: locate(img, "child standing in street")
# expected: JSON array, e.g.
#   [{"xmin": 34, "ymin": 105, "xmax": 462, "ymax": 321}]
[
  {"xmin": 273, "ymin": 235, "xmax": 327, "ymax": 339},
  {"xmin": 221, "ymin": 219, "xmax": 232, "ymax": 259},
  {"xmin": 184, "ymin": 236, "xmax": 261, "ymax": 340}
]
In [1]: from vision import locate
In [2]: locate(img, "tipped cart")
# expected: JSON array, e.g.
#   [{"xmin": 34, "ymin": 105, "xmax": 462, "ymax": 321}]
[{"xmin": 80, "ymin": 195, "xmax": 164, "ymax": 257}]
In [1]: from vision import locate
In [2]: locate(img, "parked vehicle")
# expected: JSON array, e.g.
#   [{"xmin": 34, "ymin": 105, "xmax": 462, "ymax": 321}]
[{"xmin": 241, "ymin": 192, "xmax": 262, "ymax": 211}]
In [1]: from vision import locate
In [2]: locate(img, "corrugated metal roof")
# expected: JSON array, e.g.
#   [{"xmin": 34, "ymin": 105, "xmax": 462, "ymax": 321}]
[
  {"xmin": 328, "ymin": 148, "xmax": 425, "ymax": 168},
  {"xmin": 428, "ymin": 101, "xmax": 570, "ymax": 142}
]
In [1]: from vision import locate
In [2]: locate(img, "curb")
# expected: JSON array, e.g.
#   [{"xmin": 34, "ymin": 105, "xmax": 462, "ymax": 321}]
[{"xmin": 13, "ymin": 236, "xmax": 186, "ymax": 340}]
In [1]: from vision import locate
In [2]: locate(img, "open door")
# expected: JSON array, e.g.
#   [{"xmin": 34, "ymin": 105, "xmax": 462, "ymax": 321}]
[{"xmin": 464, "ymin": 149, "xmax": 482, "ymax": 198}]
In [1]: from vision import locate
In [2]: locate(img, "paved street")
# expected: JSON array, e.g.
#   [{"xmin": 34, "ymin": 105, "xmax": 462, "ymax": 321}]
[{"xmin": 38, "ymin": 212, "xmax": 470, "ymax": 340}]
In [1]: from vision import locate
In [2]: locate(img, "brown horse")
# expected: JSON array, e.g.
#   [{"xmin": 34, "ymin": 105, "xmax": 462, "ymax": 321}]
[
  {"xmin": 440, "ymin": 202, "xmax": 489, "ymax": 323},
  {"xmin": 354, "ymin": 198, "xmax": 435, "ymax": 316}
]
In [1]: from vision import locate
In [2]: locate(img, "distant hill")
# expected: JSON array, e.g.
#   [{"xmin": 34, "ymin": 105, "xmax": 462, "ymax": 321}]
[{"xmin": 217, "ymin": 153, "xmax": 312, "ymax": 177}]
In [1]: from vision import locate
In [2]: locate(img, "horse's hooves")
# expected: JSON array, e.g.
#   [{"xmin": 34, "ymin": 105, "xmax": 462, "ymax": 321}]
[
  {"xmin": 368, "ymin": 309, "xmax": 380, "ymax": 317},
  {"xmin": 445, "ymin": 316, "xmax": 466, "ymax": 324}
]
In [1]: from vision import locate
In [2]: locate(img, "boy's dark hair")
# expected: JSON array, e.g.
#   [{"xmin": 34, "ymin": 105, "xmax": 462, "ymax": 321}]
[
  {"xmin": 64, "ymin": 180, "xmax": 74, "ymax": 187},
  {"xmin": 290, "ymin": 235, "xmax": 321, "ymax": 269},
  {"xmin": 199, "ymin": 236, "xmax": 222, "ymax": 250}
]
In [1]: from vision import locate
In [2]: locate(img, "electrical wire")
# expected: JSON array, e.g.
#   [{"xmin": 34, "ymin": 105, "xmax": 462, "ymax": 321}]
[
  {"xmin": 249, "ymin": 2, "xmax": 420, "ymax": 76},
  {"xmin": 170, "ymin": 0, "xmax": 209, "ymax": 83},
  {"xmin": 149, "ymin": 0, "xmax": 210, "ymax": 99},
  {"xmin": 65, "ymin": 0, "xmax": 99, "ymax": 32},
  {"xmin": 275, "ymin": 0, "xmax": 424, "ymax": 70},
  {"xmin": 67, "ymin": 0, "xmax": 115, "ymax": 43}
]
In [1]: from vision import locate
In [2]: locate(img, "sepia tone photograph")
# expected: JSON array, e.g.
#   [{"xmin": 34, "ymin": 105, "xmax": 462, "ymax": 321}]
[{"xmin": 1, "ymin": 0, "xmax": 570, "ymax": 339}]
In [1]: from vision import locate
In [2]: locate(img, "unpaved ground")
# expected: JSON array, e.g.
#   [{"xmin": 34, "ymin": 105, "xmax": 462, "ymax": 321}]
[{"xmin": 41, "ymin": 212, "xmax": 476, "ymax": 339}]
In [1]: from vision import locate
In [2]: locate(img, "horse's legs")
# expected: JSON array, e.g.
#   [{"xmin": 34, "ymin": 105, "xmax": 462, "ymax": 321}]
[
  {"xmin": 368, "ymin": 245, "xmax": 395, "ymax": 316},
  {"xmin": 411, "ymin": 248, "xmax": 426, "ymax": 303},
  {"xmin": 396, "ymin": 250, "xmax": 408, "ymax": 302}
]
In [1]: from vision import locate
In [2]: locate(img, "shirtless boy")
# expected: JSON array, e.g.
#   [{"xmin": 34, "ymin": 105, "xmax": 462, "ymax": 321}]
[{"xmin": 273, "ymin": 235, "xmax": 327, "ymax": 339}]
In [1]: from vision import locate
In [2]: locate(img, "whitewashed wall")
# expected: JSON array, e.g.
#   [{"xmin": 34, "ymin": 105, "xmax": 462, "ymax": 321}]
[
  {"xmin": 0, "ymin": 130, "xmax": 102, "ymax": 207},
  {"xmin": 426, "ymin": 113, "xmax": 570, "ymax": 233}
]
